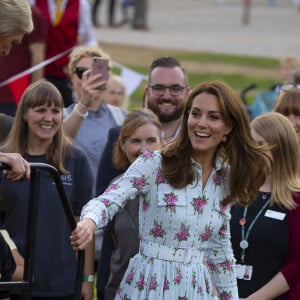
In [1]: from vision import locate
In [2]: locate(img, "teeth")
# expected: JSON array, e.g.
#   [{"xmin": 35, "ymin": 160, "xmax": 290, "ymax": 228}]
[
  {"xmin": 41, "ymin": 125, "xmax": 52, "ymax": 129},
  {"xmin": 195, "ymin": 132, "xmax": 210, "ymax": 137}
]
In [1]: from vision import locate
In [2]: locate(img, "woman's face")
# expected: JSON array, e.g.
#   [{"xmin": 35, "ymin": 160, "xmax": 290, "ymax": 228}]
[
  {"xmin": 187, "ymin": 92, "xmax": 231, "ymax": 163},
  {"xmin": 23, "ymin": 104, "xmax": 62, "ymax": 143},
  {"xmin": 0, "ymin": 33, "xmax": 23, "ymax": 55},
  {"xmin": 121, "ymin": 123, "xmax": 162, "ymax": 164}
]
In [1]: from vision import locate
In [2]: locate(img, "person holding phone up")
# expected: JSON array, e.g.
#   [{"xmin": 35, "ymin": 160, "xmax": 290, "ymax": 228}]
[{"xmin": 63, "ymin": 46, "xmax": 127, "ymax": 194}]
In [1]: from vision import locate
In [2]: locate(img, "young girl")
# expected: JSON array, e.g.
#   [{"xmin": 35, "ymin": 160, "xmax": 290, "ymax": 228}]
[{"xmin": 231, "ymin": 112, "xmax": 300, "ymax": 300}]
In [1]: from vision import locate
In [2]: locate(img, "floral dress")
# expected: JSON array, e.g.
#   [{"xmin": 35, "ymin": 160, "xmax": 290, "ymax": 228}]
[{"xmin": 82, "ymin": 151, "xmax": 238, "ymax": 300}]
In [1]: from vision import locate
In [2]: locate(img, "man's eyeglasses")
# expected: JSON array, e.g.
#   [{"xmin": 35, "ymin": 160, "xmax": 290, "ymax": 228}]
[
  {"xmin": 280, "ymin": 83, "xmax": 300, "ymax": 92},
  {"xmin": 149, "ymin": 84, "xmax": 187, "ymax": 96},
  {"xmin": 74, "ymin": 67, "xmax": 89, "ymax": 80}
]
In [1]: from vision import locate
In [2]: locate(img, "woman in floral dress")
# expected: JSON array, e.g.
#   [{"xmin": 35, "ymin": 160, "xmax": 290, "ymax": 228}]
[{"xmin": 71, "ymin": 80, "xmax": 270, "ymax": 300}]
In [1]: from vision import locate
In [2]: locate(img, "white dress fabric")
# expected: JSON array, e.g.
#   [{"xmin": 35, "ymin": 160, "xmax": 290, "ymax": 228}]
[{"xmin": 82, "ymin": 151, "xmax": 238, "ymax": 300}]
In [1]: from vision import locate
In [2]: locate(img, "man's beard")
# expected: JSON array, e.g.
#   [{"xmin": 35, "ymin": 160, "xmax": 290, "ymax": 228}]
[{"xmin": 147, "ymin": 101, "xmax": 184, "ymax": 123}]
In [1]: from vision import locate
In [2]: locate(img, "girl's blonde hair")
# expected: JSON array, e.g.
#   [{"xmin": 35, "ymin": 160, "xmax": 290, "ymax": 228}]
[{"xmin": 251, "ymin": 112, "xmax": 300, "ymax": 209}]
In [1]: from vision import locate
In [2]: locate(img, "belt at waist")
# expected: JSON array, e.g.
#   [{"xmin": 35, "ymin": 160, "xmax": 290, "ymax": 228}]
[{"xmin": 140, "ymin": 240, "xmax": 204, "ymax": 264}]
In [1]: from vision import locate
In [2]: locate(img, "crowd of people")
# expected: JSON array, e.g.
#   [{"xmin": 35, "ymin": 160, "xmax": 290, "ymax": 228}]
[{"xmin": 1, "ymin": 0, "xmax": 300, "ymax": 300}]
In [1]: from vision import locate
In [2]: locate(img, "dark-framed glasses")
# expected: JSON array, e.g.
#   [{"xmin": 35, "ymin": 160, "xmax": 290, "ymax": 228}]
[
  {"xmin": 280, "ymin": 83, "xmax": 300, "ymax": 92},
  {"xmin": 74, "ymin": 67, "xmax": 89, "ymax": 80},
  {"xmin": 149, "ymin": 84, "xmax": 187, "ymax": 96}
]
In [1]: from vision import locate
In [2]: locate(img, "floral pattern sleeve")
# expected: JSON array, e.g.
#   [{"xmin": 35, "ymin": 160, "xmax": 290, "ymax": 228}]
[{"xmin": 80, "ymin": 151, "xmax": 159, "ymax": 228}]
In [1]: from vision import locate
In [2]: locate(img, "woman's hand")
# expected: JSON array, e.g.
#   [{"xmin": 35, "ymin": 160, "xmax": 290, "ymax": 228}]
[
  {"xmin": 80, "ymin": 70, "xmax": 107, "ymax": 107},
  {"xmin": 0, "ymin": 152, "xmax": 30, "ymax": 181},
  {"xmin": 70, "ymin": 218, "xmax": 96, "ymax": 251}
]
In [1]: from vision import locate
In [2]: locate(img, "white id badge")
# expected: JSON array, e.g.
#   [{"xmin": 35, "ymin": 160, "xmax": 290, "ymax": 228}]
[
  {"xmin": 264, "ymin": 209, "xmax": 286, "ymax": 220},
  {"xmin": 236, "ymin": 264, "xmax": 253, "ymax": 280}
]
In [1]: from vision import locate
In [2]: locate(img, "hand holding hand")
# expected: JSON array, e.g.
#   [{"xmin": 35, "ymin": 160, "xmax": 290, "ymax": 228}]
[{"xmin": 70, "ymin": 218, "xmax": 96, "ymax": 251}]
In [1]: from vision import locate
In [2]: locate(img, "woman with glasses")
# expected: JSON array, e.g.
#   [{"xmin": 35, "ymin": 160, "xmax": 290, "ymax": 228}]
[
  {"xmin": 274, "ymin": 88, "xmax": 300, "ymax": 143},
  {"xmin": 71, "ymin": 80, "xmax": 271, "ymax": 300},
  {"xmin": 63, "ymin": 46, "xmax": 127, "ymax": 194}
]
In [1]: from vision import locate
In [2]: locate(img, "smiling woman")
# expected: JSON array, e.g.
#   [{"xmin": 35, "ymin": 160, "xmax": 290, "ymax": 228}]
[
  {"xmin": 0, "ymin": 0, "xmax": 33, "ymax": 55},
  {"xmin": 0, "ymin": 79, "xmax": 95, "ymax": 300},
  {"xmin": 70, "ymin": 80, "xmax": 272, "ymax": 300}
]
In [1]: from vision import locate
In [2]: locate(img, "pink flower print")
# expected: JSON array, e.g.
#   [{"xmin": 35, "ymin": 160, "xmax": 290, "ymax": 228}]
[
  {"xmin": 163, "ymin": 278, "xmax": 170, "ymax": 291},
  {"xmin": 155, "ymin": 169, "xmax": 165, "ymax": 184},
  {"xmin": 101, "ymin": 209, "xmax": 107, "ymax": 224},
  {"xmin": 150, "ymin": 220, "xmax": 166, "ymax": 238},
  {"xmin": 174, "ymin": 268, "xmax": 182, "ymax": 285},
  {"xmin": 220, "ymin": 291, "xmax": 232, "ymax": 300},
  {"xmin": 142, "ymin": 199, "xmax": 150, "ymax": 212},
  {"xmin": 142, "ymin": 150, "xmax": 154, "ymax": 160},
  {"xmin": 149, "ymin": 275, "xmax": 158, "ymax": 291},
  {"xmin": 101, "ymin": 199, "xmax": 110, "ymax": 207},
  {"xmin": 199, "ymin": 225, "xmax": 212, "ymax": 241},
  {"xmin": 125, "ymin": 269, "xmax": 134, "ymax": 284},
  {"xmin": 175, "ymin": 223, "xmax": 190, "ymax": 242},
  {"xmin": 197, "ymin": 285, "xmax": 203, "ymax": 294},
  {"xmin": 213, "ymin": 172, "xmax": 221, "ymax": 186},
  {"xmin": 121, "ymin": 294, "xmax": 130, "ymax": 300},
  {"xmin": 218, "ymin": 224, "xmax": 227, "ymax": 238},
  {"xmin": 178, "ymin": 297, "xmax": 187, "ymax": 300},
  {"xmin": 105, "ymin": 183, "xmax": 117, "ymax": 193},
  {"xmin": 191, "ymin": 196, "xmax": 207, "ymax": 214},
  {"xmin": 192, "ymin": 272, "xmax": 197, "ymax": 288},
  {"xmin": 217, "ymin": 202, "xmax": 228, "ymax": 216},
  {"xmin": 207, "ymin": 261, "xmax": 218, "ymax": 274},
  {"xmin": 163, "ymin": 192, "xmax": 178, "ymax": 213},
  {"xmin": 135, "ymin": 273, "xmax": 145, "ymax": 291},
  {"xmin": 131, "ymin": 176, "xmax": 146, "ymax": 191},
  {"xmin": 205, "ymin": 278, "xmax": 211, "ymax": 294},
  {"xmin": 220, "ymin": 259, "xmax": 234, "ymax": 273}
]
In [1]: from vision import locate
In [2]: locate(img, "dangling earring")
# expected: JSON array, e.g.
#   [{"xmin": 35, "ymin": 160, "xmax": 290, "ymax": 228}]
[{"xmin": 222, "ymin": 135, "xmax": 227, "ymax": 143}]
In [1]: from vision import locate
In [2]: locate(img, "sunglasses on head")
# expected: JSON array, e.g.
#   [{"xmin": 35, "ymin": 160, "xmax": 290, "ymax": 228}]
[{"xmin": 75, "ymin": 67, "xmax": 89, "ymax": 80}]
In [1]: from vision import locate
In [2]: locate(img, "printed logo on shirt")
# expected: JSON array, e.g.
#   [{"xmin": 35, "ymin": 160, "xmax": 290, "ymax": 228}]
[{"xmin": 60, "ymin": 174, "xmax": 72, "ymax": 186}]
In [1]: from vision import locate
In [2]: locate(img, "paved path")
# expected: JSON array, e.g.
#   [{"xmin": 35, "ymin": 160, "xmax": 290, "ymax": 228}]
[{"xmin": 94, "ymin": 0, "xmax": 300, "ymax": 58}]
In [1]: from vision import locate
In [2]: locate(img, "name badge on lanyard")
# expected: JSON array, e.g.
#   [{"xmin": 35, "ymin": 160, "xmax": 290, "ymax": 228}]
[{"xmin": 236, "ymin": 264, "xmax": 253, "ymax": 280}]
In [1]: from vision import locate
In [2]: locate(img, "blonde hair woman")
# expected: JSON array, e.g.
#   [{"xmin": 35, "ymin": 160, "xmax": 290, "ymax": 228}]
[
  {"xmin": 0, "ymin": 0, "xmax": 33, "ymax": 55},
  {"xmin": 231, "ymin": 112, "xmax": 300, "ymax": 300}
]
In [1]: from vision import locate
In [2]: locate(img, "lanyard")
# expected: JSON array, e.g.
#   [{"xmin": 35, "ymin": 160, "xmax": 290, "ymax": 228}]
[{"xmin": 239, "ymin": 195, "xmax": 271, "ymax": 263}]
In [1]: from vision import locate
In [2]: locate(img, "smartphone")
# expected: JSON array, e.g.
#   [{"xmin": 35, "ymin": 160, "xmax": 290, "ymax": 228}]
[{"xmin": 91, "ymin": 56, "xmax": 109, "ymax": 81}]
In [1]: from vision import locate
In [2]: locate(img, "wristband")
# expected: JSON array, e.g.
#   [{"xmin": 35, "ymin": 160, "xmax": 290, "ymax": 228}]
[
  {"xmin": 73, "ymin": 103, "xmax": 88, "ymax": 119},
  {"xmin": 82, "ymin": 274, "xmax": 94, "ymax": 283}
]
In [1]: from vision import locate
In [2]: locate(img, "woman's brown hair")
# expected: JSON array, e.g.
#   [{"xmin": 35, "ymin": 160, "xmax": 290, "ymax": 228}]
[{"xmin": 162, "ymin": 80, "xmax": 270, "ymax": 205}]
